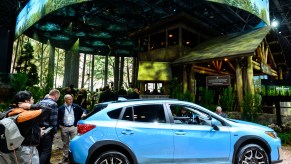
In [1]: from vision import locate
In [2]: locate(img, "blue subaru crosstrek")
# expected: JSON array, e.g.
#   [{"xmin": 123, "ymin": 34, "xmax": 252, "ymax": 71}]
[{"xmin": 69, "ymin": 99, "xmax": 282, "ymax": 164}]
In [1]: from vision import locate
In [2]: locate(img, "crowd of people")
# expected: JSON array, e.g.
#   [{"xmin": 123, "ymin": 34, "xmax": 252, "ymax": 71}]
[
  {"xmin": 64, "ymin": 84, "xmax": 141, "ymax": 111},
  {"xmin": 0, "ymin": 83, "xmax": 142, "ymax": 164}
]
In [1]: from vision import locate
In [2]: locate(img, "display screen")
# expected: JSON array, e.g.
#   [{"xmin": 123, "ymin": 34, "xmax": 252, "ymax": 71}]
[
  {"xmin": 15, "ymin": 0, "xmax": 90, "ymax": 38},
  {"xmin": 261, "ymin": 79, "xmax": 291, "ymax": 96},
  {"xmin": 208, "ymin": 0, "xmax": 270, "ymax": 25}
]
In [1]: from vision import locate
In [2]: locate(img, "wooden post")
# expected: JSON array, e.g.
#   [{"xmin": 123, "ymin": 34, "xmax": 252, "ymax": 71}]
[
  {"xmin": 236, "ymin": 58, "xmax": 243, "ymax": 112},
  {"xmin": 179, "ymin": 25, "xmax": 182, "ymax": 57},
  {"xmin": 189, "ymin": 64, "xmax": 195, "ymax": 102},
  {"xmin": 104, "ymin": 52, "xmax": 109, "ymax": 86},
  {"xmin": 183, "ymin": 65, "xmax": 188, "ymax": 93},
  {"xmin": 246, "ymin": 56, "xmax": 254, "ymax": 95},
  {"xmin": 278, "ymin": 67, "xmax": 283, "ymax": 80},
  {"xmin": 140, "ymin": 81, "xmax": 145, "ymax": 95}
]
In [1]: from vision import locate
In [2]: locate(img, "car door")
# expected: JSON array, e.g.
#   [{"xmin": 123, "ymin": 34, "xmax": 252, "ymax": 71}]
[
  {"xmin": 116, "ymin": 104, "xmax": 174, "ymax": 164},
  {"xmin": 168, "ymin": 104, "xmax": 231, "ymax": 163}
]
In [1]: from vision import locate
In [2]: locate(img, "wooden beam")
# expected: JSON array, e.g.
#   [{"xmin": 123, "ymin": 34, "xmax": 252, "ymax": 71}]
[
  {"xmin": 252, "ymin": 61, "xmax": 261, "ymax": 71},
  {"xmin": 268, "ymin": 41, "xmax": 279, "ymax": 45},
  {"xmin": 226, "ymin": 60, "xmax": 236, "ymax": 72},
  {"xmin": 272, "ymin": 52, "xmax": 283, "ymax": 56},
  {"xmin": 193, "ymin": 65, "xmax": 230, "ymax": 75},
  {"xmin": 218, "ymin": 60, "xmax": 223, "ymax": 71},
  {"xmin": 212, "ymin": 60, "xmax": 216, "ymax": 69},
  {"xmin": 257, "ymin": 46, "xmax": 263, "ymax": 63},
  {"xmin": 264, "ymin": 46, "xmax": 269, "ymax": 64}
]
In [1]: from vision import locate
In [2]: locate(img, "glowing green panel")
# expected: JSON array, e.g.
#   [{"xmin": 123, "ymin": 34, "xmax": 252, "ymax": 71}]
[{"xmin": 138, "ymin": 62, "xmax": 172, "ymax": 81}]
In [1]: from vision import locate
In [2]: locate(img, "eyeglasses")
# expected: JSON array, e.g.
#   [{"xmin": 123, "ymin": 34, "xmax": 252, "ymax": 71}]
[{"xmin": 30, "ymin": 98, "xmax": 34, "ymax": 101}]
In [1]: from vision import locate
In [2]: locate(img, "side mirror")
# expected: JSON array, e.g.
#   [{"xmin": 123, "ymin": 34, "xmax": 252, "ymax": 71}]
[{"xmin": 211, "ymin": 119, "xmax": 220, "ymax": 131}]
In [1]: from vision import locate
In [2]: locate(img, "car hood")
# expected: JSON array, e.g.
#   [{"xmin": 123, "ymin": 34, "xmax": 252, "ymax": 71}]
[{"xmin": 227, "ymin": 119, "xmax": 273, "ymax": 131}]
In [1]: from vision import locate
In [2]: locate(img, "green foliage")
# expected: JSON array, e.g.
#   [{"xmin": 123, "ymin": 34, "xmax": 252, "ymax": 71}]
[
  {"xmin": 11, "ymin": 73, "xmax": 28, "ymax": 92},
  {"xmin": 241, "ymin": 93, "xmax": 262, "ymax": 122},
  {"xmin": 0, "ymin": 103, "xmax": 10, "ymax": 112},
  {"xmin": 200, "ymin": 88, "xmax": 216, "ymax": 111},
  {"xmin": 27, "ymin": 86, "xmax": 46, "ymax": 102},
  {"xmin": 269, "ymin": 122, "xmax": 291, "ymax": 145},
  {"xmin": 169, "ymin": 77, "xmax": 194, "ymax": 102},
  {"xmin": 169, "ymin": 77, "xmax": 182, "ymax": 99},
  {"xmin": 15, "ymin": 42, "xmax": 39, "ymax": 87},
  {"xmin": 278, "ymin": 133, "xmax": 291, "ymax": 145},
  {"xmin": 220, "ymin": 87, "xmax": 235, "ymax": 112}
]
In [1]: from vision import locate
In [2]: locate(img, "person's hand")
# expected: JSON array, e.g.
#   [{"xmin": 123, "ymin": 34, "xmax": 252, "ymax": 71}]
[
  {"xmin": 18, "ymin": 102, "xmax": 31, "ymax": 109},
  {"xmin": 40, "ymin": 127, "xmax": 45, "ymax": 137}
]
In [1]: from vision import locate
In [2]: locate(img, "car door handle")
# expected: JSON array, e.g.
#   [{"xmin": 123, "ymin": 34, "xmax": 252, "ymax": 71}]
[
  {"xmin": 175, "ymin": 131, "xmax": 186, "ymax": 135},
  {"xmin": 121, "ymin": 130, "xmax": 134, "ymax": 135}
]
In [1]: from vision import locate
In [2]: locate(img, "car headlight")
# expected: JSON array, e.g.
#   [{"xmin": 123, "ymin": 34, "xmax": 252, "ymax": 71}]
[{"xmin": 265, "ymin": 131, "xmax": 277, "ymax": 139}]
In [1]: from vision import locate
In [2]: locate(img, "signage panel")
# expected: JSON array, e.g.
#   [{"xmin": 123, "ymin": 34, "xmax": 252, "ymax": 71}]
[{"xmin": 206, "ymin": 75, "xmax": 231, "ymax": 86}]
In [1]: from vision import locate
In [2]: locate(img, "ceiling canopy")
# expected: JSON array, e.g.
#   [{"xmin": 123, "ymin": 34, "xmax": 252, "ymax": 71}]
[{"xmin": 19, "ymin": 0, "xmax": 263, "ymax": 56}]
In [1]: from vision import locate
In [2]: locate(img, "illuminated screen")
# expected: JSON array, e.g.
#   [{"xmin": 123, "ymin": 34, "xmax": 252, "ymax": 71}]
[
  {"xmin": 207, "ymin": 0, "xmax": 270, "ymax": 25},
  {"xmin": 15, "ymin": 0, "xmax": 91, "ymax": 38}
]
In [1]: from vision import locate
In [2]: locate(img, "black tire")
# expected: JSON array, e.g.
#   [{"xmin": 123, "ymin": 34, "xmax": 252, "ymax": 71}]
[
  {"xmin": 94, "ymin": 151, "xmax": 130, "ymax": 164},
  {"xmin": 236, "ymin": 144, "xmax": 269, "ymax": 164}
]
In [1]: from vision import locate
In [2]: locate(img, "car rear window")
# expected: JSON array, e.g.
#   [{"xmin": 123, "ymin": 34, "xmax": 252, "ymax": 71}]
[
  {"xmin": 82, "ymin": 104, "xmax": 108, "ymax": 119},
  {"xmin": 107, "ymin": 108, "xmax": 122, "ymax": 119}
]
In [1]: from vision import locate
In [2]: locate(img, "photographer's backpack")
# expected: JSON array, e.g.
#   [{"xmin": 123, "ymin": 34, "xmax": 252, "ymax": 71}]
[{"xmin": 0, "ymin": 109, "xmax": 24, "ymax": 153}]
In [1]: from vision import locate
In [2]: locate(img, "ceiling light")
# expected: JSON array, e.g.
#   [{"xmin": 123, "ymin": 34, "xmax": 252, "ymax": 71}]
[{"xmin": 169, "ymin": 34, "xmax": 173, "ymax": 38}]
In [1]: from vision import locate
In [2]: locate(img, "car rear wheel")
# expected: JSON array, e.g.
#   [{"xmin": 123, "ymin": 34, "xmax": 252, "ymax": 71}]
[
  {"xmin": 236, "ymin": 144, "xmax": 269, "ymax": 164},
  {"xmin": 94, "ymin": 151, "xmax": 130, "ymax": 164}
]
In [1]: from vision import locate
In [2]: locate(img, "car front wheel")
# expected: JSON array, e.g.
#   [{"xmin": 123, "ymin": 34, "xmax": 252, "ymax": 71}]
[
  {"xmin": 94, "ymin": 151, "xmax": 130, "ymax": 164},
  {"xmin": 236, "ymin": 144, "xmax": 269, "ymax": 164}
]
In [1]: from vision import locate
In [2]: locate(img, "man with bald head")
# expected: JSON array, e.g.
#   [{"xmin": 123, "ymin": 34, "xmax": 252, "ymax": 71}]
[{"xmin": 58, "ymin": 94, "xmax": 86, "ymax": 163}]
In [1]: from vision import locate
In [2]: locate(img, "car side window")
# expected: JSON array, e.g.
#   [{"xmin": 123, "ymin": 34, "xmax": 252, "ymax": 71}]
[
  {"xmin": 132, "ymin": 104, "xmax": 166, "ymax": 123},
  {"xmin": 170, "ymin": 105, "xmax": 195, "ymax": 124},
  {"xmin": 169, "ymin": 104, "xmax": 224, "ymax": 126}
]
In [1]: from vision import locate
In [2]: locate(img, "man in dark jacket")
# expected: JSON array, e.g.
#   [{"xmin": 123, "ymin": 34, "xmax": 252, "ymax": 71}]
[
  {"xmin": 58, "ymin": 94, "xmax": 86, "ymax": 163},
  {"xmin": 36, "ymin": 89, "xmax": 60, "ymax": 164},
  {"xmin": 7, "ymin": 90, "xmax": 52, "ymax": 164}
]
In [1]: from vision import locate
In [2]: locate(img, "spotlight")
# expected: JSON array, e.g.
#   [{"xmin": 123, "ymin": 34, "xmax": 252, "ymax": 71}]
[{"xmin": 271, "ymin": 20, "xmax": 279, "ymax": 27}]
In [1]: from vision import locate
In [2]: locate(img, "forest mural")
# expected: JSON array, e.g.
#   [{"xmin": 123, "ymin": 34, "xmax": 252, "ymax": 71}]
[
  {"xmin": 208, "ymin": 0, "xmax": 270, "ymax": 25},
  {"xmin": 15, "ymin": 0, "xmax": 90, "ymax": 37}
]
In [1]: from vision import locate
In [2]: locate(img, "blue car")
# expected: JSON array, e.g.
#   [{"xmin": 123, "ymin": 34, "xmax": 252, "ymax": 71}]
[{"xmin": 69, "ymin": 99, "xmax": 282, "ymax": 164}]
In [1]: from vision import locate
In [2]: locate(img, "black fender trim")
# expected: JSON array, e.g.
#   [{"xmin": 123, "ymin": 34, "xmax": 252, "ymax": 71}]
[
  {"xmin": 232, "ymin": 135, "xmax": 271, "ymax": 163},
  {"xmin": 86, "ymin": 140, "xmax": 138, "ymax": 164}
]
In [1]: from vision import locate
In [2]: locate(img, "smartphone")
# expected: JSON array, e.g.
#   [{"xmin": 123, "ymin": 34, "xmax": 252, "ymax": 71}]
[{"xmin": 43, "ymin": 126, "xmax": 53, "ymax": 134}]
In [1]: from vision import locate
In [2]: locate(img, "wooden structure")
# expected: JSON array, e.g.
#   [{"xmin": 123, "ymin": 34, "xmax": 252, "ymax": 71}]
[{"xmin": 134, "ymin": 13, "xmax": 288, "ymax": 109}]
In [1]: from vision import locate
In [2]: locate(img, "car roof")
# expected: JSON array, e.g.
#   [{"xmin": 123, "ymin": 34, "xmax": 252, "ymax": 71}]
[{"xmin": 99, "ymin": 98, "xmax": 195, "ymax": 109}]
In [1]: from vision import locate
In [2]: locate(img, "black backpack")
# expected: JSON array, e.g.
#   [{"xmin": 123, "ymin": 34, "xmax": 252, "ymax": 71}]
[{"xmin": 0, "ymin": 109, "xmax": 24, "ymax": 153}]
